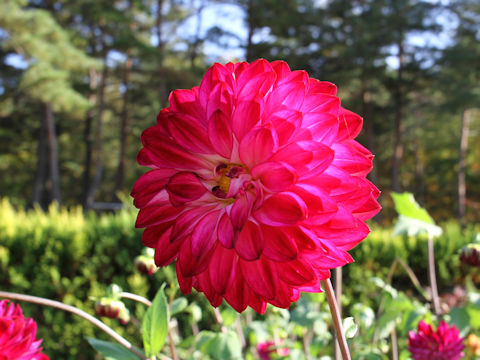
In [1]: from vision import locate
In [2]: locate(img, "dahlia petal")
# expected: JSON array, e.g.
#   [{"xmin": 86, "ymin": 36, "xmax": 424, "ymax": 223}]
[
  {"xmin": 240, "ymin": 257, "xmax": 278, "ymax": 300},
  {"xmin": 218, "ymin": 211, "xmax": 235, "ymax": 248},
  {"xmin": 269, "ymin": 109, "xmax": 302, "ymax": 145},
  {"xmin": 291, "ymin": 185, "xmax": 338, "ymax": 225},
  {"xmin": 353, "ymin": 193, "xmax": 382, "ymax": 220},
  {"xmin": 208, "ymin": 245, "xmax": 237, "ymax": 295},
  {"xmin": 166, "ymin": 112, "xmax": 213, "ymax": 154},
  {"xmin": 254, "ymin": 192, "xmax": 307, "ymax": 226},
  {"xmin": 235, "ymin": 220, "xmax": 265, "ymax": 260},
  {"xmin": 237, "ymin": 59, "xmax": 276, "ymax": 99},
  {"xmin": 171, "ymin": 205, "xmax": 217, "ymax": 242},
  {"xmin": 169, "ymin": 89, "xmax": 200, "ymax": 119},
  {"xmin": 239, "ymin": 127, "xmax": 278, "ymax": 168},
  {"xmin": 153, "ymin": 228, "xmax": 184, "ymax": 266},
  {"xmin": 141, "ymin": 127, "xmax": 211, "ymax": 169},
  {"xmin": 264, "ymin": 80, "xmax": 306, "ymax": 117},
  {"xmin": 271, "ymin": 60, "xmax": 291, "ymax": 82},
  {"xmin": 176, "ymin": 262, "xmax": 193, "ymax": 294},
  {"xmin": 166, "ymin": 172, "xmax": 208, "ymax": 207},
  {"xmin": 337, "ymin": 108, "xmax": 363, "ymax": 141},
  {"xmin": 131, "ymin": 169, "xmax": 177, "ymax": 207},
  {"xmin": 251, "ymin": 161, "xmax": 297, "ymax": 192},
  {"xmin": 141, "ymin": 221, "xmax": 173, "ymax": 247},
  {"xmin": 270, "ymin": 141, "xmax": 334, "ymax": 177},
  {"xmin": 332, "ymin": 141, "xmax": 373, "ymax": 176},
  {"xmin": 303, "ymin": 112, "xmax": 339, "ymax": 145},
  {"xmin": 196, "ymin": 271, "xmax": 223, "ymax": 307},
  {"xmin": 135, "ymin": 205, "xmax": 182, "ymax": 228},
  {"xmin": 208, "ymin": 110, "xmax": 233, "ymax": 158},
  {"xmin": 261, "ymin": 226, "xmax": 298, "ymax": 262},
  {"xmin": 199, "ymin": 63, "xmax": 235, "ymax": 111},
  {"xmin": 223, "ymin": 268, "xmax": 249, "ymax": 313},
  {"xmin": 230, "ymin": 192, "xmax": 252, "ymax": 231},
  {"xmin": 315, "ymin": 218, "xmax": 371, "ymax": 251},
  {"xmin": 232, "ymin": 99, "xmax": 262, "ymax": 141},
  {"xmin": 302, "ymin": 93, "xmax": 340, "ymax": 114},
  {"xmin": 178, "ymin": 236, "xmax": 216, "ymax": 277},
  {"xmin": 307, "ymin": 78, "xmax": 337, "ymax": 96},
  {"xmin": 191, "ymin": 210, "xmax": 221, "ymax": 259},
  {"xmin": 277, "ymin": 259, "xmax": 316, "ymax": 286}
]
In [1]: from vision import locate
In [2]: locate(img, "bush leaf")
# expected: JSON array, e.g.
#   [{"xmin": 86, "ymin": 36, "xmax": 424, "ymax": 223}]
[
  {"xmin": 142, "ymin": 284, "xmax": 169, "ymax": 357},
  {"xmin": 86, "ymin": 337, "xmax": 140, "ymax": 360}
]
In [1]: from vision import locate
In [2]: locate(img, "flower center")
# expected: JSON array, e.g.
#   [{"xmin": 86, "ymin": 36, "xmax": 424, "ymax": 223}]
[{"xmin": 212, "ymin": 163, "xmax": 246, "ymax": 199}]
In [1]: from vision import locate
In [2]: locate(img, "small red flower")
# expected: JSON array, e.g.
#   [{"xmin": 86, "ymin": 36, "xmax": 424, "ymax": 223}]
[
  {"xmin": 132, "ymin": 59, "xmax": 380, "ymax": 313},
  {"xmin": 257, "ymin": 341, "xmax": 289, "ymax": 360},
  {"xmin": 408, "ymin": 320, "xmax": 464, "ymax": 360},
  {"xmin": 0, "ymin": 299, "xmax": 49, "ymax": 360}
]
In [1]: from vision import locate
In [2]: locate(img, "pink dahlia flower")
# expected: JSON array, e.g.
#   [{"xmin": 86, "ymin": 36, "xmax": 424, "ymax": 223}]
[
  {"xmin": 0, "ymin": 300, "xmax": 49, "ymax": 360},
  {"xmin": 408, "ymin": 320, "xmax": 464, "ymax": 360},
  {"xmin": 132, "ymin": 59, "xmax": 380, "ymax": 313}
]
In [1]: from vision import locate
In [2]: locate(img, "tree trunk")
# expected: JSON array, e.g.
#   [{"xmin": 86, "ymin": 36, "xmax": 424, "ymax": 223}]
[
  {"xmin": 392, "ymin": 39, "xmax": 404, "ymax": 192},
  {"xmin": 113, "ymin": 56, "xmax": 133, "ymax": 196},
  {"xmin": 82, "ymin": 69, "xmax": 97, "ymax": 209},
  {"xmin": 44, "ymin": 102, "xmax": 61, "ymax": 204},
  {"xmin": 32, "ymin": 108, "xmax": 48, "ymax": 206},
  {"xmin": 245, "ymin": 0, "xmax": 254, "ymax": 62},
  {"xmin": 458, "ymin": 108, "xmax": 470, "ymax": 229},
  {"xmin": 85, "ymin": 47, "xmax": 108, "ymax": 210}
]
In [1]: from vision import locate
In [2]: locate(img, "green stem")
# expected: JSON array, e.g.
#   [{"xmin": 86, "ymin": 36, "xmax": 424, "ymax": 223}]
[
  {"xmin": 427, "ymin": 234, "xmax": 441, "ymax": 315},
  {"xmin": 320, "ymin": 278, "xmax": 351, "ymax": 360},
  {"xmin": 119, "ymin": 292, "xmax": 152, "ymax": 307},
  {"xmin": 0, "ymin": 291, "xmax": 147, "ymax": 360}
]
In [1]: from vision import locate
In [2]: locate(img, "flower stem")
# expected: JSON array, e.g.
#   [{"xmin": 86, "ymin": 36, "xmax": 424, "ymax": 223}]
[
  {"xmin": 119, "ymin": 292, "xmax": 152, "ymax": 307},
  {"xmin": 427, "ymin": 234, "xmax": 441, "ymax": 315},
  {"xmin": 0, "ymin": 291, "xmax": 147, "ymax": 360},
  {"xmin": 320, "ymin": 278, "xmax": 351, "ymax": 360},
  {"xmin": 333, "ymin": 267, "xmax": 342, "ymax": 360}
]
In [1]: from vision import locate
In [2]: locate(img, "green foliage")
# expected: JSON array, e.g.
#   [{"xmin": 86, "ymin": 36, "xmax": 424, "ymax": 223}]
[
  {"xmin": 87, "ymin": 338, "xmax": 140, "ymax": 360},
  {"xmin": 142, "ymin": 285, "xmax": 169, "ymax": 357}
]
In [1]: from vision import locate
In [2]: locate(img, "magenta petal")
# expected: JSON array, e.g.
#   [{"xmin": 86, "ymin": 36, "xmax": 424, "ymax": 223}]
[
  {"xmin": 166, "ymin": 172, "xmax": 208, "ymax": 207},
  {"xmin": 262, "ymin": 226, "xmax": 298, "ymax": 262},
  {"xmin": 307, "ymin": 78, "xmax": 337, "ymax": 96},
  {"xmin": 171, "ymin": 205, "xmax": 217, "ymax": 242},
  {"xmin": 176, "ymin": 262, "xmax": 192, "ymax": 294},
  {"xmin": 337, "ymin": 108, "xmax": 363, "ymax": 141},
  {"xmin": 135, "ymin": 205, "xmax": 183, "ymax": 228},
  {"xmin": 152, "ymin": 228, "xmax": 184, "ymax": 266},
  {"xmin": 191, "ymin": 210, "xmax": 221, "ymax": 259},
  {"xmin": 240, "ymin": 257, "xmax": 278, "ymax": 300},
  {"xmin": 131, "ymin": 169, "xmax": 177, "ymax": 207},
  {"xmin": 141, "ymin": 127, "xmax": 211, "ymax": 169},
  {"xmin": 169, "ymin": 89, "xmax": 200, "ymax": 119},
  {"xmin": 167, "ymin": 112, "xmax": 213, "ymax": 154},
  {"xmin": 254, "ymin": 192, "xmax": 307, "ymax": 226},
  {"xmin": 232, "ymin": 99, "xmax": 262, "ymax": 141},
  {"xmin": 277, "ymin": 259, "xmax": 316, "ymax": 286},
  {"xmin": 230, "ymin": 193, "xmax": 252, "ymax": 231},
  {"xmin": 239, "ymin": 127, "xmax": 277, "ymax": 168},
  {"xmin": 235, "ymin": 220, "xmax": 265, "ymax": 260},
  {"xmin": 251, "ymin": 161, "xmax": 297, "ymax": 192},
  {"xmin": 178, "ymin": 236, "xmax": 216, "ymax": 277},
  {"xmin": 208, "ymin": 246, "xmax": 237, "ymax": 295},
  {"xmin": 208, "ymin": 110, "xmax": 233, "ymax": 158},
  {"xmin": 218, "ymin": 211, "xmax": 235, "ymax": 248}
]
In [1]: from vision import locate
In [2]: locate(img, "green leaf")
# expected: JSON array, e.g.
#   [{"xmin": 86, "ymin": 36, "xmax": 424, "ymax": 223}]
[
  {"xmin": 391, "ymin": 192, "xmax": 434, "ymax": 223},
  {"xmin": 86, "ymin": 338, "xmax": 140, "ymax": 360},
  {"xmin": 343, "ymin": 317, "xmax": 358, "ymax": 339},
  {"xmin": 209, "ymin": 331, "xmax": 242, "ymax": 360},
  {"xmin": 170, "ymin": 297, "xmax": 188, "ymax": 316},
  {"xmin": 391, "ymin": 193, "xmax": 442, "ymax": 238},
  {"xmin": 142, "ymin": 284, "xmax": 169, "ymax": 357}
]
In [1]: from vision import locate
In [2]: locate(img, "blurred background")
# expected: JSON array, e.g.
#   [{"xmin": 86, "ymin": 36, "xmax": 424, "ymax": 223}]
[{"xmin": 0, "ymin": 0, "xmax": 479, "ymax": 224}]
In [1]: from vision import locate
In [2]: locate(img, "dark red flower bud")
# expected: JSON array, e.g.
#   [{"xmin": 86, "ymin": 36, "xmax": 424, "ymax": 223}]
[
  {"xmin": 134, "ymin": 255, "xmax": 158, "ymax": 275},
  {"xmin": 460, "ymin": 244, "xmax": 480, "ymax": 267}
]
